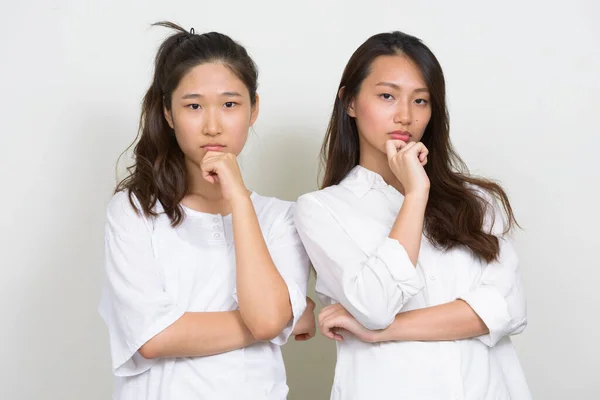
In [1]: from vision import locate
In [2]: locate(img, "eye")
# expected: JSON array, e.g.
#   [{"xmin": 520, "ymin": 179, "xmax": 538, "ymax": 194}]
[
  {"xmin": 224, "ymin": 102, "xmax": 237, "ymax": 108},
  {"xmin": 415, "ymin": 98, "xmax": 429, "ymax": 105},
  {"xmin": 188, "ymin": 104, "xmax": 201, "ymax": 110},
  {"xmin": 380, "ymin": 93, "xmax": 394, "ymax": 101}
]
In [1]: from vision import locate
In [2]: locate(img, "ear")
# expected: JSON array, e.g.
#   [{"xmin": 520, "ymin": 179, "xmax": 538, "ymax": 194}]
[
  {"xmin": 163, "ymin": 97, "xmax": 174, "ymax": 129},
  {"xmin": 338, "ymin": 86, "xmax": 356, "ymax": 117},
  {"xmin": 249, "ymin": 93, "xmax": 260, "ymax": 126}
]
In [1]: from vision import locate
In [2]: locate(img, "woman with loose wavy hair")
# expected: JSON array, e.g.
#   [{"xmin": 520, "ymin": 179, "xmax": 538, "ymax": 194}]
[
  {"xmin": 99, "ymin": 22, "xmax": 313, "ymax": 400},
  {"xmin": 294, "ymin": 31, "xmax": 530, "ymax": 399}
]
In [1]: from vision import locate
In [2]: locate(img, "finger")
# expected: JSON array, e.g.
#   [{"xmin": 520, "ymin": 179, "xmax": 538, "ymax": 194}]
[
  {"xmin": 318, "ymin": 304, "xmax": 341, "ymax": 323},
  {"xmin": 420, "ymin": 156, "xmax": 428, "ymax": 167},
  {"xmin": 319, "ymin": 323, "xmax": 336, "ymax": 340},
  {"xmin": 403, "ymin": 142, "xmax": 426, "ymax": 156},
  {"xmin": 319, "ymin": 314, "xmax": 340, "ymax": 339},
  {"xmin": 294, "ymin": 333, "xmax": 311, "ymax": 341},
  {"xmin": 202, "ymin": 169, "xmax": 217, "ymax": 184},
  {"xmin": 386, "ymin": 140, "xmax": 407, "ymax": 160},
  {"xmin": 418, "ymin": 147, "xmax": 429, "ymax": 163},
  {"xmin": 321, "ymin": 314, "xmax": 347, "ymax": 342},
  {"xmin": 417, "ymin": 144, "xmax": 429, "ymax": 162},
  {"xmin": 330, "ymin": 327, "xmax": 344, "ymax": 342},
  {"xmin": 202, "ymin": 150, "xmax": 225, "ymax": 160},
  {"xmin": 397, "ymin": 141, "xmax": 416, "ymax": 154}
]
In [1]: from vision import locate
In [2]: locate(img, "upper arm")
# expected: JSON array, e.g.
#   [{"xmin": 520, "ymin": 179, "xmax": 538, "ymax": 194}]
[
  {"xmin": 265, "ymin": 202, "xmax": 310, "ymax": 345},
  {"xmin": 459, "ymin": 190, "xmax": 527, "ymax": 346},
  {"xmin": 99, "ymin": 192, "xmax": 185, "ymax": 375},
  {"xmin": 293, "ymin": 193, "xmax": 424, "ymax": 330}
]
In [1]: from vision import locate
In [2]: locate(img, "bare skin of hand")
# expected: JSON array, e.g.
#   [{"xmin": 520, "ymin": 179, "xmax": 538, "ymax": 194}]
[{"xmin": 292, "ymin": 297, "xmax": 316, "ymax": 341}]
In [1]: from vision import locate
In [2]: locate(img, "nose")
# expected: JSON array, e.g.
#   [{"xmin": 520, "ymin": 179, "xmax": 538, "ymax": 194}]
[
  {"xmin": 203, "ymin": 107, "xmax": 222, "ymax": 136},
  {"xmin": 393, "ymin": 99, "xmax": 412, "ymax": 126}
]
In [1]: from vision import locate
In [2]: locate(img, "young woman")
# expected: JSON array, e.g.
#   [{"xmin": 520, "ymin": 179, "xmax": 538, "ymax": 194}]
[
  {"xmin": 99, "ymin": 22, "xmax": 314, "ymax": 400},
  {"xmin": 294, "ymin": 31, "xmax": 530, "ymax": 400}
]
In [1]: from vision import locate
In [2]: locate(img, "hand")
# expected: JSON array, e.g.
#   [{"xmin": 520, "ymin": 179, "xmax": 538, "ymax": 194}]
[
  {"xmin": 200, "ymin": 151, "xmax": 248, "ymax": 202},
  {"xmin": 385, "ymin": 140, "xmax": 430, "ymax": 197},
  {"xmin": 318, "ymin": 303, "xmax": 379, "ymax": 343},
  {"xmin": 291, "ymin": 297, "xmax": 316, "ymax": 341}
]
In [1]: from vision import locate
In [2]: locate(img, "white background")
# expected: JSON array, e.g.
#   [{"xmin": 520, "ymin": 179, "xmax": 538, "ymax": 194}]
[{"xmin": 1, "ymin": 0, "xmax": 599, "ymax": 399}]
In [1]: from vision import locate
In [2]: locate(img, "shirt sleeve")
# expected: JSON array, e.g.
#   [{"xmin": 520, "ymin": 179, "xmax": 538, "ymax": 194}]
[
  {"xmin": 293, "ymin": 193, "xmax": 424, "ymax": 330},
  {"xmin": 98, "ymin": 192, "xmax": 185, "ymax": 376},
  {"xmin": 266, "ymin": 203, "xmax": 310, "ymax": 345},
  {"xmin": 458, "ymin": 195, "xmax": 527, "ymax": 347}
]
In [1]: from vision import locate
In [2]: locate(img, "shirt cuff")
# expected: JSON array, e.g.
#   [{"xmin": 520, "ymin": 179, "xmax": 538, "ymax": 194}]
[
  {"xmin": 112, "ymin": 306, "xmax": 186, "ymax": 377},
  {"xmin": 459, "ymin": 286, "xmax": 511, "ymax": 347},
  {"xmin": 374, "ymin": 237, "xmax": 424, "ymax": 297},
  {"xmin": 271, "ymin": 283, "xmax": 306, "ymax": 346}
]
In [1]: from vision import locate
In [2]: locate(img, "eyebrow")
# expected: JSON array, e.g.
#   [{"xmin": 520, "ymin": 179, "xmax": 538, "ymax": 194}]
[
  {"xmin": 375, "ymin": 82, "xmax": 429, "ymax": 93},
  {"xmin": 181, "ymin": 91, "xmax": 243, "ymax": 100}
]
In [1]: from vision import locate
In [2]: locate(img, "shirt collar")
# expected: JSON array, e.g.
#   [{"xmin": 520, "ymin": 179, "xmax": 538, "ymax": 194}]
[{"xmin": 339, "ymin": 165, "xmax": 390, "ymax": 198}]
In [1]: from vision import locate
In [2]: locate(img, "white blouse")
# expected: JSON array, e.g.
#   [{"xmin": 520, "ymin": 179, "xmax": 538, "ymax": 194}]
[
  {"xmin": 294, "ymin": 165, "xmax": 531, "ymax": 400},
  {"xmin": 99, "ymin": 191, "xmax": 309, "ymax": 400}
]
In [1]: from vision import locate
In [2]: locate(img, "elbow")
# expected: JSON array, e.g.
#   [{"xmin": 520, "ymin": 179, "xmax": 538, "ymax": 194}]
[
  {"xmin": 507, "ymin": 297, "xmax": 528, "ymax": 336},
  {"xmin": 342, "ymin": 289, "xmax": 405, "ymax": 330},
  {"xmin": 248, "ymin": 319, "xmax": 286, "ymax": 341},
  {"xmin": 357, "ymin": 312, "xmax": 395, "ymax": 331},
  {"xmin": 510, "ymin": 315, "xmax": 528, "ymax": 336},
  {"xmin": 243, "ymin": 297, "xmax": 293, "ymax": 341},
  {"xmin": 245, "ymin": 308, "xmax": 291, "ymax": 342},
  {"xmin": 138, "ymin": 342, "xmax": 159, "ymax": 360}
]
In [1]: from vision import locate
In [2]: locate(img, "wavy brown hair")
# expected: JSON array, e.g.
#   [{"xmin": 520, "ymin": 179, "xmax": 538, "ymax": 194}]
[
  {"xmin": 321, "ymin": 31, "xmax": 518, "ymax": 263},
  {"xmin": 116, "ymin": 21, "xmax": 258, "ymax": 226}
]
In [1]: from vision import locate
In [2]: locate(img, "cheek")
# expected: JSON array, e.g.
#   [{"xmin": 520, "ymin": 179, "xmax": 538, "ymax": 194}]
[
  {"xmin": 413, "ymin": 109, "xmax": 432, "ymax": 139},
  {"xmin": 356, "ymin": 100, "xmax": 389, "ymax": 136},
  {"xmin": 223, "ymin": 112, "xmax": 250, "ymax": 152},
  {"xmin": 172, "ymin": 113, "xmax": 201, "ymax": 150}
]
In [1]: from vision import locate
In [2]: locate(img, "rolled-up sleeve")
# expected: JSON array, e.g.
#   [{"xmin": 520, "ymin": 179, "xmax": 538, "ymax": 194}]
[
  {"xmin": 98, "ymin": 192, "xmax": 185, "ymax": 376},
  {"xmin": 459, "ymin": 237, "xmax": 527, "ymax": 347},
  {"xmin": 266, "ymin": 203, "xmax": 310, "ymax": 345},
  {"xmin": 294, "ymin": 193, "xmax": 424, "ymax": 330},
  {"xmin": 458, "ymin": 194, "xmax": 527, "ymax": 347}
]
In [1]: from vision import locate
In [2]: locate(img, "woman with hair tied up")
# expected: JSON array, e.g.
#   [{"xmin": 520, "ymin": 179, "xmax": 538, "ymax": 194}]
[
  {"xmin": 99, "ymin": 22, "xmax": 314, "ymax": 400},
  {"xmin": 294, "ymin": 31, "xmax": 531, "ymax": 400}
]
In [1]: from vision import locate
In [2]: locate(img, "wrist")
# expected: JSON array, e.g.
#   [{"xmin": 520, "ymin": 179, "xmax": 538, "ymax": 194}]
[
  {"xmin": 404, "ymin": 190, "xmax": 429, "ymax": 204},
  {"xmin": 375, "ymin": 314, "xmax": 407, "ymax": 343},
  {"xmin": 229, "ymin": 189, "xmax": 252, "ymax": 206}
]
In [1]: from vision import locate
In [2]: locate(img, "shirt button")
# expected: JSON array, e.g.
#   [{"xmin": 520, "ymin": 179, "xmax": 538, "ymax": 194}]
[
  {"xmin": 213, "ymin": 225, "xmax": 220, "ymax": 231},
  {"xmin": 213, "ymin": 217, "xmax": 219, "ymax": 223},
  {"xmin": 428, "ymin": 275, "xmax": 436, "ymax": 281},
  {"xmin": 214, "ymin": 233, "xmax": 220, "ymax": 238}
]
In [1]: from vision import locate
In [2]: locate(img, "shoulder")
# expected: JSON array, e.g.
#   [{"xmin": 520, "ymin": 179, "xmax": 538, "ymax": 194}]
[
  {"xmin": 252, "ymin": 192, "xmax": 294, "ymax": 219},
  {"xmin": 296, "ymin": 185, "xmax": 348, "ymax": 212},
  {"xmin": 106, "ymin": 190, "xmax": 154, "ymax": 233},
  {"xmin": 106, "ymin": 190, "xmax": 140, "ymax": 219}
]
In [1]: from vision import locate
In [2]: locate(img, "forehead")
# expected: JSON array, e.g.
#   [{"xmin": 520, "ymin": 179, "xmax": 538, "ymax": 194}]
[
  {"xmin": 174, "ymin": 62, "xmax": 249, "ymax": 95},
  {"xmin": 363, "ymin": 54, "xmax": 427, "ymax": 88}
]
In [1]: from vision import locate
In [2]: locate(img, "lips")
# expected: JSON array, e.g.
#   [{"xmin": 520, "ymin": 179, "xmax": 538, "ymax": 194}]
[
  {"xmin": 202, "ymin": 144, "xmax": 225, "ymax": 151},
  {"xmin": 388, "ymin": 131, "xmax": 411, "ymax": 142}
]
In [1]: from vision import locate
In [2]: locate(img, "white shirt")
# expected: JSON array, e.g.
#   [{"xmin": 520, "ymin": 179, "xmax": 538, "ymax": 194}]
[
  {"xmin": 294, "ymin": 166, "xmax": 531, "ymax": 400},
  {"xmin": 99, "ymin": 191, "xmax": 309, "ymax": 400}
]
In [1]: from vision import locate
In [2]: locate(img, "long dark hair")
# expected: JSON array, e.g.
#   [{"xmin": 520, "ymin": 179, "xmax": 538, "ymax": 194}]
[
  {"xmin": 321, "ymin": 31, "xmax": 517, "ymax": 263},
  {"xmin": 116, "ymin": 21, "xmax": 258, "ymax": 226}
]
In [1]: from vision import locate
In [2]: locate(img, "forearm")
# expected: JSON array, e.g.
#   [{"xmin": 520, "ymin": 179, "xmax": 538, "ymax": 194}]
[
  {"xmin": 231, "ymin": 194, "xmax": 292, "ymax": 340},
  {"xmin": 377, "ymin": 300, "xmax": 489, "ymax": 342},
  {"xmin": 139, "ymin": 311, "xmax": 255, "ymax": 359},
  {"xmin": 389, "ymin": 193, "xmax": 428, "ymax": 265}
]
